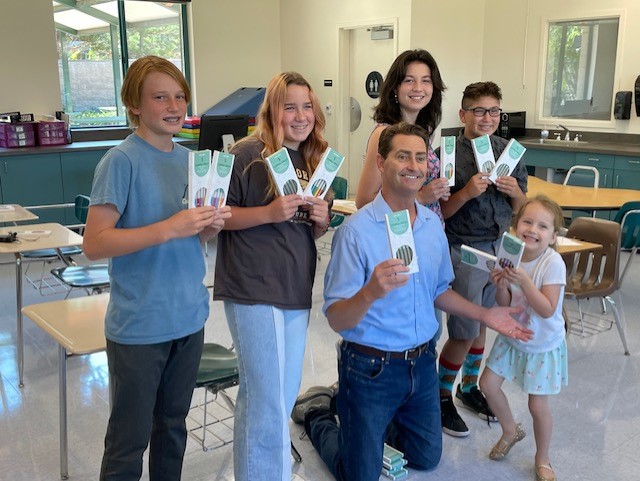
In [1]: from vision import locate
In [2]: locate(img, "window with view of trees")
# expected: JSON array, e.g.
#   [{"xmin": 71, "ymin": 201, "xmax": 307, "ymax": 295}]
[
  {"xmin": 53, "ymin": 0, "xmax": 189, "ymax": 128},
  {"xmin": 542, "ymin": 16, "xmax": 619, "ymax": 122}
]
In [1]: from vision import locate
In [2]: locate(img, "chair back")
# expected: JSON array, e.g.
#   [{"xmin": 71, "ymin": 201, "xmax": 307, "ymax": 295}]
[
  {"xmin": 563, "ymin": 165, "xmax": 599, "ymax": 188},
  {"xmin": 331, "ymin": 176, "xmax": 348, "ymax": 200},
  {"xmin": 613, "ymin": 201, "xmax": 640, "ymax": 250},
  {"xmin": 564, "ymin": 217, "xmax": 621, "ymax": 298},
  {"xmin": 75, "ymin": 195, "xmax": 91, "ymax": 223}
]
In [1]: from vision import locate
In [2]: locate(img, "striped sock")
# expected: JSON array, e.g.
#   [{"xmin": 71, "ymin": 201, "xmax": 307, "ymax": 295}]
[
  {"xmin": 438, "ymin": 358, "xmax": 462, "ymax": 397},
  {"xmin": 460, "ymin": 347, "xmax": 484, "ymax": 393}
]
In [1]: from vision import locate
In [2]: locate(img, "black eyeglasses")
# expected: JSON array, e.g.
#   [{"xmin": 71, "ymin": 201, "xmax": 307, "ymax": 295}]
[{"xmin": 463, "ymin": 107, "xmax": 502, "ymax": 117}]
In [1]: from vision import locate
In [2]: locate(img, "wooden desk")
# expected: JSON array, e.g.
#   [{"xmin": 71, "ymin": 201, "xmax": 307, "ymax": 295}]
[
  {"xmin": 22, "ymin": 294, "xmax": 109, "ymax": 480},
  {"xmin": 0, "ymin": 204, "xmax": 39, "ymax": 224},
  {"xmin": 0, "ymin": 223, "xmax": 84, "ymax": 387},
  {"xmin": 556, "ymin": 236, "xmax": 602, "ymax": 255},
  {"xmin": 332, "ymin": 199, "xmax": 357, "ymax": 215},
  {"xmin": 528, "ymin": 176, "xmax": 640, "ymax": 210}
]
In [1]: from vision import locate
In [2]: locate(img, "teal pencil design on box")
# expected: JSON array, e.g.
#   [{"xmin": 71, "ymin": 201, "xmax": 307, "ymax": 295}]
[
  {"xmin": 395, "ymin": 244, "xmax": 414, "ymax": 266},
  {"xmin": 471, "ymin": 134, "xmax": 495, "ymax": 174},
  {"xmin": 188, "ymin": 149, "xmax": 213, "ymax": 208},
  {"xmin": 283, "ymin": 179, "xmax": 299, "ymax": 195},
  {"xmin": 310, "ymin": 178, "xmax": 327, "ymax": 197}
]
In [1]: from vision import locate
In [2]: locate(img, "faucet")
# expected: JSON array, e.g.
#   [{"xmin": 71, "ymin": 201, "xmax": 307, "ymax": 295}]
[{"xmin": 556, "ymin": 124, "xmax": 571, "ymax": 141}]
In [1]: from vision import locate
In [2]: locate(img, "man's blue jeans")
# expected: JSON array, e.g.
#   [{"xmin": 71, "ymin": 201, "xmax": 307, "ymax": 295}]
[{"xmin": 305, "ymin": 339, "xmax": 442, "ymax": 481}]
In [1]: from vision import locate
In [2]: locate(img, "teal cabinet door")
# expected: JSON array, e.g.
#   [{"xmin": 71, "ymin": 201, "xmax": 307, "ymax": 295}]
[
  {"xmin": 1, "ymin": 154, "xmax": 65, "ymax": 224},
  {"xmin": 61, "ymin": 150, "xmax": 106, "ymax": 224}
]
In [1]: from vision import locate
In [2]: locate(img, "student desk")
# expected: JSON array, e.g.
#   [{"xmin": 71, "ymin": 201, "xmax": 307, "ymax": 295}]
[
  {"xmin": 0, "ymin": 204, "xmax": 39, "ymax": 224},
  {"xmin": 22, "ymin": 293, "xmax": 109, "ymax": 480},
  {"xmin": 527, "ymin": 176, "xmax": 640, "ymax": 210},
  {"xmin": 0, "ymin": 223, "xmax": 84, "ymax": 387}
]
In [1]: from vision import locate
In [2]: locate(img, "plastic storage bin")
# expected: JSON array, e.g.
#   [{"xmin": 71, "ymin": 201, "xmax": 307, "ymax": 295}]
[
  {"xmin": 36, "ymin": 121, "xmax": 67, "ymax": 146},
  {"xmin": 0, "ymin": 122, "xmax": 36, "ymax": 148}
]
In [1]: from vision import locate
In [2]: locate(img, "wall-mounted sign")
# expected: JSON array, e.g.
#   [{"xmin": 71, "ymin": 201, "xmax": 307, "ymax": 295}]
[{"xmin": 365, "ymin": 71, "xmax": 383, "ymax": 99}]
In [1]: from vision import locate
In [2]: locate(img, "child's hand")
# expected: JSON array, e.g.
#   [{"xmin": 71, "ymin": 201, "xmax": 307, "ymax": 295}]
[
  {"xmin": 268, "ymin": 194, "xmax": 306, "ymax": 223},
  {"xmin": 494, "ymin": 176, "xmax": 523, "ymax": 199},
  {"xmin": 168, "ymin": 206, "xmax": 220, "ymax": 238},
  {"xmin": 464, "ymin": 172, "xmax": 491, "ymax": 199},
  {"xmin": 489, "ymin": 268, "xmax": 509, "ymax": 290},
  {"xmin": 418, "ymin": 177, "xmax": 451, "ymax": 204},
  {"xmin": 202, "ymin": 205, "xmax": 232, "ymax": 237},
  {"xmin": 303, "ymin": 196, "xmax": 329, "ymax": 226},
  {"xmin": 501, "ymin": 266, "xmax": 531, "ymax": 288}
]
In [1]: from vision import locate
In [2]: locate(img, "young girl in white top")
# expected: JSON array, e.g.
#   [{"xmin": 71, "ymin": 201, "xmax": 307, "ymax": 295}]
[{"xmin": 479, "ymin": 195, "xmax": 568, "ymax": 481}]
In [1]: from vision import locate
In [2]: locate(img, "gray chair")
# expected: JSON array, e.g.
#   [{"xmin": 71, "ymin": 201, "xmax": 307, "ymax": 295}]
[{"xmin": 48, "ymin": 195, "xmax": 110, "ymax": 298}]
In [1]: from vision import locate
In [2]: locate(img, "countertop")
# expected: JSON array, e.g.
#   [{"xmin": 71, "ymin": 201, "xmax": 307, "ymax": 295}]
[
  {"xmin": 518, "ymin": 137, "xmax": 640, "ymax": 157},
  {"xmin": 0, "ymin": 137, "xmax": 198, "ymax": 157}
]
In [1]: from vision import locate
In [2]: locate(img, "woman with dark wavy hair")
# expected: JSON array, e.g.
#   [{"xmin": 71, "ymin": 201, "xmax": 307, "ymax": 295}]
[{"xmin": 355, "ymin": 49, "xmax": 450, "ymax": 223}]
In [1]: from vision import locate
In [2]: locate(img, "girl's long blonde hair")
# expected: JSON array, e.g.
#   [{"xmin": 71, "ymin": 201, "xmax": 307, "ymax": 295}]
[{"xmin": 238, "ymin": 72, "xmax": 328, "ymax": 198}]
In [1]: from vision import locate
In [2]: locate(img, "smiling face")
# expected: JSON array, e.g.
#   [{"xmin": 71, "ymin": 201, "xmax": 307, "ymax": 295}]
[
  {"xmin": 378, "ymin": 133, "xmax": 428, "ymax": 202},
  {"xmin": 130, "ymin": 70, "xmax": 187, "ymax": 150},
  {"xmin": 515, "ymin": 201, "xmax": 558, "ymax": 261},
  {"xmin": 281, "ymin": 84, "xmax": 315, "ymax": 150},
  {"xmin": 396, "ymin": 61, "xmax": 433, "ymax": 121},
  {"xmin": 459, "ymin": 95, "xmax": 500, "ymax": 139}
]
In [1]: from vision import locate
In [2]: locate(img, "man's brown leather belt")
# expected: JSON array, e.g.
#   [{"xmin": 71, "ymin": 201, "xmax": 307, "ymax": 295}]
[{"xmin": 346, "ymin": 341, "xmax": 430, "ymax": 361}]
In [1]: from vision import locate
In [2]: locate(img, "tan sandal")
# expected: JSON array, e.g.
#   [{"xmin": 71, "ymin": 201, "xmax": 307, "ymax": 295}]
[
  {"xmin": 489, "ymin": 423, "xmax": 526, "ymax": 460},
  {"xmin": 535, "ymin": 463, "xmax": 556, "ymax": 481}
]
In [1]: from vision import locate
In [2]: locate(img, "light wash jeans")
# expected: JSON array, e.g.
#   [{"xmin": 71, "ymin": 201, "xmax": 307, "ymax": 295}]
[{"xmin": 224, "ymin": 302, "xmax": 309, "ymax": 481}]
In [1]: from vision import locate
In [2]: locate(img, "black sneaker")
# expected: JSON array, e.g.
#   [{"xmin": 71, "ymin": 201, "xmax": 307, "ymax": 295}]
[
  {"xmin": 455, "ymin": 385, "xmax": 498, "ymax": 422},
  {"xmin": 440, "ymin": 395, "xmax": 470, "ymax": 437}
]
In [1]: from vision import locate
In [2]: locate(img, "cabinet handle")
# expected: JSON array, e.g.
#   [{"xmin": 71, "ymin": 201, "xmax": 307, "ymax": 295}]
[
  {"xmin": 628, "ymin": 160, "xmax": 640, "ymax": 165},
  {"xmin": 615, "ymin": 175, "xmax": 619, "ymax": 188},
  {"xmin": 587, "ymin": 158, "xmax": 599, "ymax": 162},
  {"xmin": 3, "ymin": 162, "xmax": 6, "ymax": 174},
  {"xmin": 604, "ymin": 173, "xmax": 607, "ymax": 185}
]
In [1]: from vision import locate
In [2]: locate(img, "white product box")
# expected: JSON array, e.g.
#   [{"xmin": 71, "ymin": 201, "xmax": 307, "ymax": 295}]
[
  {"xmin": 440, "ymin": 136, "xmax": 456, "ymax": 186},
  {"xmin": 488, "ymin": 138, "xmax": 526, "ymax": 183},
  {"xmin": 461, "ymin": 244, "xmax": 497, "ymax": 272},
  {"xmin": 188, "ymin": 149, "xmax": 213, "ymax": 208},
  {"xmin": 188, "ymin": 149, "xmax": 236, "ymax": 208},
  {"xmin": 471, "ymin": 134, "xmax": 495, "ymax": 175},
  {"xmin": 303, "ymin": 147, "xmax": 345, "ymax": 199},
  {"xmin": 265, "ymin": 147, "xmax": 303, "ymax": 196},
  {"xmin": 496, "ymin": 231, "xmax": 525, "ymax": 270},
  {"xmin": 385, "ymin": 209, "xmax": 419, "ymax": 274}
]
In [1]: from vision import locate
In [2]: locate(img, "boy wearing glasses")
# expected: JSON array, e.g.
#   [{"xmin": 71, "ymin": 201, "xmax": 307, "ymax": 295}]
[{"xmin": 438, "ymin": 81, "xmax": 528, "ymax": 437}]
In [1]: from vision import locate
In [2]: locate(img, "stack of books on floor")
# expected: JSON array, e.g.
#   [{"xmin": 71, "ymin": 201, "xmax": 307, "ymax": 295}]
[
  {"xmin": 177, "ymin": 116, "xmax": 200, "ymax": 139},
  {"xmin": 381, "ymin": 443, "xmax": 408, "ymax": 480}
]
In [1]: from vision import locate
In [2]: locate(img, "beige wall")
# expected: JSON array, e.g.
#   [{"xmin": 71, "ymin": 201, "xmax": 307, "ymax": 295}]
[
  {"xmin": 0, "ymin": 0, "xmax": 61, "ymax": 116},
  {"xmin": 279, "ymin": 0, "xmax": 412, "ymax": 147},
  {"xmin": 190, "ymin": 0, "xmax": 282, "ymax": 114}
]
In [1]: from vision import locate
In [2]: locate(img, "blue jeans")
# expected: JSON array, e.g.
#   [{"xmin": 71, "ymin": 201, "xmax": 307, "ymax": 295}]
[
  {"xmin": 100, "ymin": 328, "xmax": 204, "ymax": 481},
  {"xmin": 224, "ymin": 302, "xmax": 309, "ymax": 481},
  {"xmin": 306, "ymin": 339, "xmax": 441, "ymax": 481}
]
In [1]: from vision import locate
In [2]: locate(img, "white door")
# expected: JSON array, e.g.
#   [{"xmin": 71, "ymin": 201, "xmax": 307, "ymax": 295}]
[{"xmin": 344, "ymin": 26, "xmax": 396, "ymax": 196}]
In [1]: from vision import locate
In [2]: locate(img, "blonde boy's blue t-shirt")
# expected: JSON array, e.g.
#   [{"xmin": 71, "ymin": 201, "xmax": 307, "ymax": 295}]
[{"xmin": 90, "ymin": 133, "xmax": 209, "ymax": 344}]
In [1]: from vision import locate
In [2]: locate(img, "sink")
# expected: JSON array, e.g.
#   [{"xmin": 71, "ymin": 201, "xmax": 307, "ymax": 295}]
[{"xmin": 540, "ymin": 138, "xmax": 588, "ymax": 146}]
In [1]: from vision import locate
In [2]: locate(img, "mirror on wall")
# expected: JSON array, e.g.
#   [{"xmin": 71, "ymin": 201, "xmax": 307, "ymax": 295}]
[{"xmin": 541, "ymin": 16, "xmax": 620, "ymax": 122}]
